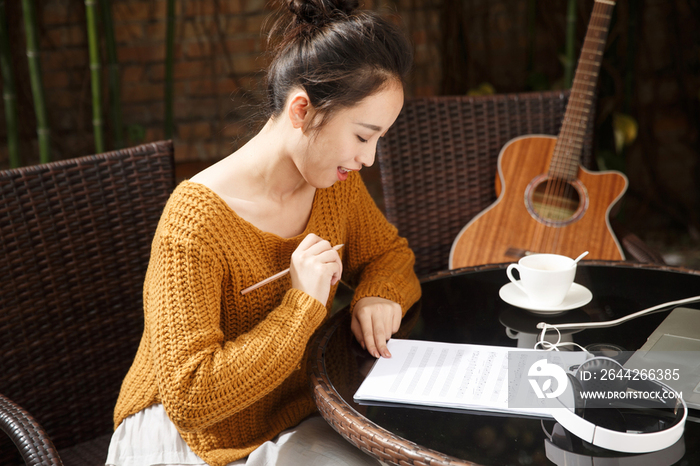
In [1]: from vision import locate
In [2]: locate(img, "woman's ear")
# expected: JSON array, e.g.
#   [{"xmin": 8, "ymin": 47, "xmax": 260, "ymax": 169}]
[{"xmin": 287, "ymin": 91, "xmax": 312, "ymax": 130}]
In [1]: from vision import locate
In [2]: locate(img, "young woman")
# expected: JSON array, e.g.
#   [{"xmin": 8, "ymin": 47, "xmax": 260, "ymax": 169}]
[{"xmin": 106, "ymin": 0, "xmax": 421, "ymax": 465}]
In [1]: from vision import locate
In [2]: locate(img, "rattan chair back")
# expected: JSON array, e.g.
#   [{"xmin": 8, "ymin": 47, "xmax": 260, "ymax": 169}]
[
  {"xmin": 377, "ymin": 91, "xmax": 594, "ymax": 277},
  {"xmin": 0, "ymin": 141, "xmax": 175, "ymax": 465}
]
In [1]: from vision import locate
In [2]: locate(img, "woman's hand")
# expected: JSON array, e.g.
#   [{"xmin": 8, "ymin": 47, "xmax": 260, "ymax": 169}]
[
  {"xmin": 351, "ymin": 296, "xmax": 402, "ymax": 358},
  {"xmin": 290, "ymin": 234, "xmax": 343, "ymax": 304}
]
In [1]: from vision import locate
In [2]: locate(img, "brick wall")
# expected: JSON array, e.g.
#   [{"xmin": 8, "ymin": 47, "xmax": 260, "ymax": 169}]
[
  {"xmin": 0, "ymin": 0, "xmax": 442, "ymax": 177},
  {"xmin": 1, "ymin": 0, "xmax": 698, "ymax": 260}
]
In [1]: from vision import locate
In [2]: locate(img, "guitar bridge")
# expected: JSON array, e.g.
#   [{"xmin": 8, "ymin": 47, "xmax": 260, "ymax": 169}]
[{"xmin": 505, "ymin": 248, "xmax": 533, "ymax": 259}]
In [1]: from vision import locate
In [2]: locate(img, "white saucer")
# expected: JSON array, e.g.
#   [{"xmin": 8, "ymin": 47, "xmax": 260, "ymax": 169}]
[{"xmin": 499, "ymin": 282, "xmax": 592, "ymax": 314}]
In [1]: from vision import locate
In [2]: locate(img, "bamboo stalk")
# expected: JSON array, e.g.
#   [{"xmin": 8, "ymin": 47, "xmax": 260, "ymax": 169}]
[
  {"xmin": 563, "ymin": 0, "xmax": 577, "ymax": 89},
  {"xmin": 85, "ymin": 0, "xmax": 104, "ymax": 153},
  {"xmin": 21, "ymin": 0, "xmax": 50, "ymax": 163},
  {"xmin": 99, "ymin": 0, "xmax": 124, "ymax": 149},
  {"xmin": 0, "ymin": 0, "xmax": 20, "ymax": 167},
  {"xmin": 164, "ymin": 0, "xmax": 175, "ymax": 139}
]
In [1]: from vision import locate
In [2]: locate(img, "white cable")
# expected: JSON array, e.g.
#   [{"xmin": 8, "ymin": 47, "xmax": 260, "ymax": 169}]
[
  {"xmin": 534, "ymin": 323, "xmax": 592, "ymax": 353},
  {"xmin": 535, "ymin": 295, "xmax": 700, "ymax": 331}
]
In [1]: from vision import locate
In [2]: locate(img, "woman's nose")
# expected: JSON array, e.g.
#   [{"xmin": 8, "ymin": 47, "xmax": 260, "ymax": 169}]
[{"xmin": 357, "ymin": 144, "xmax": 376, "ymax": 168}]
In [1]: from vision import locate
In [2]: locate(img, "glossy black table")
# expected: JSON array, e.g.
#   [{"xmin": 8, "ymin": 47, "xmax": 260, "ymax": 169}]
[{"xmin": 309, "ymin": 261, "xmax": 700, "ymax": 466}]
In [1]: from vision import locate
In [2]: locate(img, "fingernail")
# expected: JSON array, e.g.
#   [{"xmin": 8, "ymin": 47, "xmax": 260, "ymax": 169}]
[{"xmin": 382, "ymin": 350, "xmax": 391, "ymax": 358}]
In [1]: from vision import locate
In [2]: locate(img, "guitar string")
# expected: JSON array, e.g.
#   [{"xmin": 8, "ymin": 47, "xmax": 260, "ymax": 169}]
[
  {"xmin": 537, "ymin": 61, "xmax": 579, "ymax": 253},
  {"xmin": 534, "ymin": 29, "xmax": 589, "ymax": 254},
  {"xmin": 535, "ymin": 109, "xmax": 574, "ymax": 252},
  {"xmin": 533, "ymin": 2, "xmax": 609, "ymax": 257},
  {"xmin": 547, "ymin": 3, "xmax": 604, "ymax": 255},
  {"xmin": 552, "ymin": 1, "xmax": 611, "ymax": 254},
  {"xmin": 536, "ymin": 101, "xmax": 574, "ymax": 254},
  {"xmin": 530, "ymin": 179, "xmax": 548, "ymax": 254},
  {"xmin": 531, "ymin": 1, "xmax": 610, "ymax": 256}
]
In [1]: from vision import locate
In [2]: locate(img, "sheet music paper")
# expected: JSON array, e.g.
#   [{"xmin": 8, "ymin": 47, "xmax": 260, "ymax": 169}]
[{"xmin": 353, "ymin": 339, "xmax": 586, "ymax": 417}]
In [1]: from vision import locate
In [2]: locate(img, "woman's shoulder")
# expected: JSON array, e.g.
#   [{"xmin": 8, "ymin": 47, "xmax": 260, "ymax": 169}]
[
  {"xmin": 158, "ymin": 181, "xmax": 237, "ymax": 241},
  {"xmin": 168, "ymin": 180, "xmax": 230, "ymax": 216}
]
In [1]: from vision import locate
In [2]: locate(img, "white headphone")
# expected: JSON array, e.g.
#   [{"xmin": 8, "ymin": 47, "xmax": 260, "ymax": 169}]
[
  {"xmin": 548, "ymin": 356, "xmax": 687, "ymax": 453},
  {"xmin": 543, "ymin": 420, "xmax": 686, "ymax": 465}
]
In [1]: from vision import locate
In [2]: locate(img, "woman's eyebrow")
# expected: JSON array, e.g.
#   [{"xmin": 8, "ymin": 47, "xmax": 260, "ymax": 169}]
[{"xmin": 355, "ymin": 122, "xmax": 382, "ymax": 132}]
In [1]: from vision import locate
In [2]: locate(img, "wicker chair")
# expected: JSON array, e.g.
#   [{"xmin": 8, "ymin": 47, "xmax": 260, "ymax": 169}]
[
  {"xmin": 0, "ymin": 141, "xmax": 176, "ymax": 466},
  {"xmin": 377, "ymin": 91, "xmax": 662, "ymax": 278}
]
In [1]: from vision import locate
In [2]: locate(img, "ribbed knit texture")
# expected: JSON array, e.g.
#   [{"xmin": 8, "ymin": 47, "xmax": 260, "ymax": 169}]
[{"xmin": 113, "ymin": 171, "xmax": 421, "ymax": 466}]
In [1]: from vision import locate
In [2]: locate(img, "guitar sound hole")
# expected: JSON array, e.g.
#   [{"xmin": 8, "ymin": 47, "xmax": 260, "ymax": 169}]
[{"xmin": 525, "ymin": 176, "xmax": 588, "ymax": 227}]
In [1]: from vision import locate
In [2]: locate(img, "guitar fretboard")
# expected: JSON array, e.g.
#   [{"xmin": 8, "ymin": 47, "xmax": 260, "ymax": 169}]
[{"xmin": 550, "ymin": 0, "xmax": 616, "ymax": 180}]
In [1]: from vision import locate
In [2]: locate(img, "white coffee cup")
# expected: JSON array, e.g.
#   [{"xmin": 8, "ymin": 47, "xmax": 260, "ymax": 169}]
[{"xmin": 506, "ymin": 253, "xmax": 576, "ymax": 307}]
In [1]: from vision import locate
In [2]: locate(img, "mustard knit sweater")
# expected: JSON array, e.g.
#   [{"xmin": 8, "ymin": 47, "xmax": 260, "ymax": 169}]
[{"xmin": 113, "ymin": 171, "xmax": 421, "ymax": 466}]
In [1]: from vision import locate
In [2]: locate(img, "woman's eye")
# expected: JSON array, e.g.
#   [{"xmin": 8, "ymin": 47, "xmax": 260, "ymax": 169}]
[{"xmin": 356, "ymin": 135, "xmax": 368, "ymax": 143}]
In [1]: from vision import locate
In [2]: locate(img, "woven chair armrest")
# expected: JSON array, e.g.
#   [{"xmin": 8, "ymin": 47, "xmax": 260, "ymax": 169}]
[
  {"xmin": 610, "ymin": 220, "xmax": 666, "ymax": 264},
  {"xmin": 619, "ymin": 231, "xmax": 667, "ymax": 264},
  {"xmin": 0, "ymin": 392, "xmax": 63, "ymax": 466}
]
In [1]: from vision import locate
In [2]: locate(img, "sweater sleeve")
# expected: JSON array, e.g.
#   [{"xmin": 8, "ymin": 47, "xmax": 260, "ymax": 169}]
[
  {"xmin": 146, "ymin": 232, "xmax": 327, "ymax": 433},
  {"xmin": 342, "ymin": 173, "xmax": 422, "ymax": 315}
]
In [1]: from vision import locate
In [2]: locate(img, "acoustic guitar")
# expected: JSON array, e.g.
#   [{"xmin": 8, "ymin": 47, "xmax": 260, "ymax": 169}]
[{"xmin": 449, "ymin": 0, "xmax": 627, "ymax": 268}]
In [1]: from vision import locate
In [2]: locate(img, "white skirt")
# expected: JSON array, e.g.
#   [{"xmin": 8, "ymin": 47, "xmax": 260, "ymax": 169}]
[{"xmin": 105, "ymin": 404, "xmax": 382, "ymax": 466}]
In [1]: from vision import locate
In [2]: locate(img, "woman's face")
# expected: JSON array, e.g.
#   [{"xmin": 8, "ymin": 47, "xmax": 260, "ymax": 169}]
[{"xmin": 295, "ymin": 82, "xmax": 405, "ymax": 189}]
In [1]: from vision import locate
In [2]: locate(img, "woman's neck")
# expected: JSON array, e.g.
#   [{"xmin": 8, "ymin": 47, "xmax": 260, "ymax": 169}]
[
  {"xmin": 189, "ymin": 118, "xmax": 318, "ymax": 238},
  {"xmin": 192, "ymin": 117, "xmax": 311, "ymax": 204},
  {"xmin": 243, "ymin": 120, "xmax": 310, "ymax": 202}
]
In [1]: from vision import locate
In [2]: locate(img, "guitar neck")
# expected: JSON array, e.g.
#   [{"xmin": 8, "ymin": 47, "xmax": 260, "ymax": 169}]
[{"xmin": 551, "ymin": 0, "xmax": 616, "ymax": 180}]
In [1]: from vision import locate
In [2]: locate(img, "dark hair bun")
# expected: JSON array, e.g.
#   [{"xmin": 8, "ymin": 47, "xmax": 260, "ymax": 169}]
[
  {"xmin": 266, "ymin": 0, "xmax": 412, "ymax": 127},
  {"xmin": 286, "ymin": 0, "xmax": 359, "ymax": 26}
]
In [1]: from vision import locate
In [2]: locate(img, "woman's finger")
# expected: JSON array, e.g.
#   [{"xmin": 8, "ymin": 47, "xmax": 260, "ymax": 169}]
[
  {"xmin": 315, "ymin": 248, "xmax": 343, "ymax": 284},
  {"xmin": 372, "ymin": 314, "xmax": 391, "ymax": 358},
  {"xmin": 357, "ymin": 310, "xmax": 379, "ymax": 358},
  {"xmin": 350, "ymin": 316, "xmax": 365, "ymax": 350},
  {"xmin": 352, "ymin": 298, "xmax": 403, "ymax": 358},
  {"xmin": 303, "ymin": 238, "xmax": 333, "ymax": 256},
  {"xmin": 296, "ymin": 233, "xmax": 322, "ymax": 250}
]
